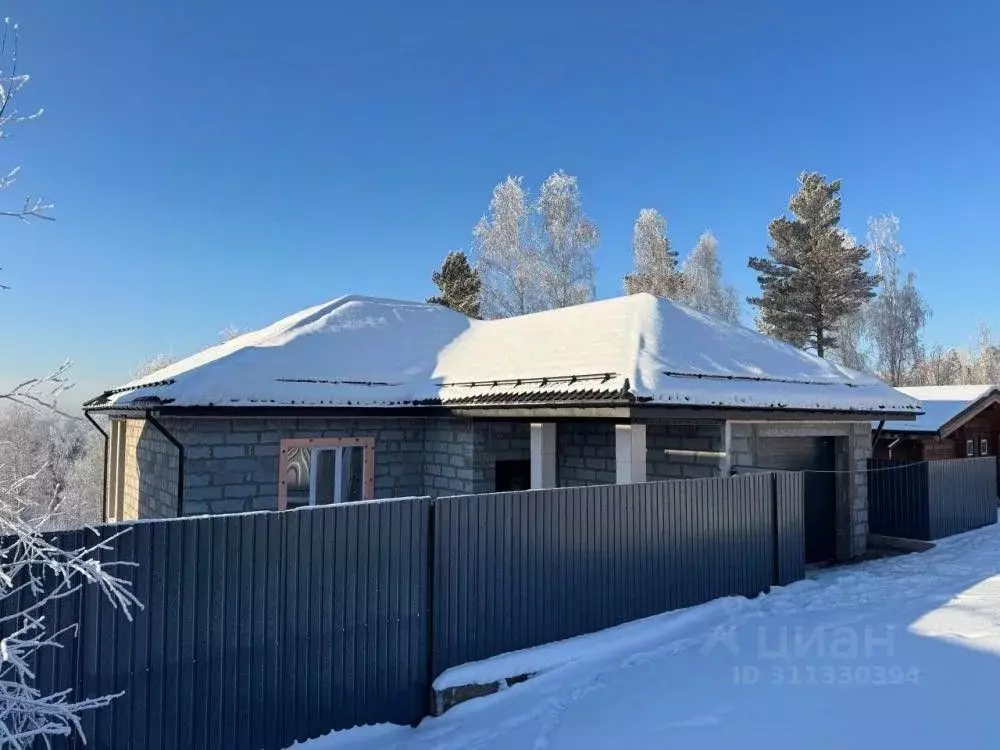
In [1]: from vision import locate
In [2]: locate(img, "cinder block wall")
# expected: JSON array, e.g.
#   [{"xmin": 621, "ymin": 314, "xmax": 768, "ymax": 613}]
[
  {"xmin": 557, "ymin": 422, "xmax": 616, "ymax": 486},
  {"xmin": 646, "ymin": 422, "xmax": 724, "ymax": 480},
  {"xmin": 125, "ymin": 420, "xmax": 180, "ymax": 519},
  {"xmin": 472, "ymin": 421, "xmax": 530, "ymax": 493},
  {"xmin": 160, "ymin": 417, "xmax": 429, "ymax": 515},
  {"xmin": 424, "ymin": 419, "xmax": 476, "ymax": 496}
]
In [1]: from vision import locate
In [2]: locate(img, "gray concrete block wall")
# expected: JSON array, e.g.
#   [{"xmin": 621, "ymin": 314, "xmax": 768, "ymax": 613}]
[
  {"xmin": 423, "ymin": 419, "xmax": 476, "ymax": 497},
  {"xmin": 472, "ymin": 421, "xmax": 531, "ymax": 493},
  {"xmin": 557, "ymin": 422, "xmax": 616, "ymax": 487},
  {"xmin": 161, "ymin": 416, "xmax": 429, "ymax": 516},
  {"xmin": 646, "ymin": 422, "xmax": 724, "ymax": 480}
]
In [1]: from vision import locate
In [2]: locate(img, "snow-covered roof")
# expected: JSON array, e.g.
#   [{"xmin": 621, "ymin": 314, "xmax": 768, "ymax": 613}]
[
  {"xmin": 878, "ymin": 385, "xmax": 1000, "ymax": 434},
  {"xmin": 86, "ymin": 293, "xmax": 922, "ymax": 417}
]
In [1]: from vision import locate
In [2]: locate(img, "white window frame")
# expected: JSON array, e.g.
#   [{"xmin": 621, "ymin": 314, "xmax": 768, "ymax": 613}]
[
  {"xmin": 967, "ymin": 439, "xmax": 975, "ymax": 457},
  {"xmin": 278, "ymin": 437, "xmax": 375, "ymax": 510},
  {"xmin": 981, "ymin": 438, "xmax": 990, "ymax": 456}
]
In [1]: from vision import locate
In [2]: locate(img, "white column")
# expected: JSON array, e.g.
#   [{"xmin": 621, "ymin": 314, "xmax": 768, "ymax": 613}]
[
  {"xmin": 615, "ymin": 424, "xmax": 647, "ymax": 484},
  {"xmin": 530, "ymin": 423, "xmax": 557, "ymax": 489},
  {"xmin": 720, "ymin": 421, "xmax": 732, "ymax": 476}
]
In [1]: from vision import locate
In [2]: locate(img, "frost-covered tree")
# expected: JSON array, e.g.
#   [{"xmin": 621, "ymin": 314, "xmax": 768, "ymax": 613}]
[
  {"xmin": 535, "ymin": 170, "xmax": 598, "ymax": 309},
  {"xmin": 623, "ymin": 208, "xmax": 682, "ymax": 299},
  {"xmin": 427, "ymin": 250, "xmax": 482, "ymax": 318},
  {"xmin": 967, "ymin": 322, "xmax": 1000, "ymax": 384},
  {"xmin": 678, "ymin": 231, "xmax": 740, "ymax": 323},
  {"xmin": 908, "ymin": 345, "xmax": 966, "ymax": 386},
  {"xmin": 473, "ymin": 171, "xmax": 598, "ymax": 318},
  {"xmin": 832, "ymin": 309, "xmax": 870, "ymax": 373},
  {"xmin": 0, "ymin": 20, "xmax": 136, "ymax": 746},
  {"xmin": 748, "ymin": 172, "xmax": 878, "ymax": 357},
  {"xmin": 218, "ymin": 324, "xmax": 245, "ymax": 343},
  {"xmin": 134, "ymin": 352, "xmax": 177, "ymax": 380},
  {"xmin": 473, "ymin": 176, "xmax": 539, "ymax": 318},
  {"xmin": 865, "ymin": 214, "xmax": 930, "ymax": 385}
]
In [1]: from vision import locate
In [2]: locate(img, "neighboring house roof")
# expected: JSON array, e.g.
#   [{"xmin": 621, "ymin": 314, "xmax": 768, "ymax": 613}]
[
  {"xmin": 85, "ymin": 293, "xmax": 922, "ymax": 417},
  {"xmin": 877, "ymin": 385, "xmax": 1000, "ymax": 435}
]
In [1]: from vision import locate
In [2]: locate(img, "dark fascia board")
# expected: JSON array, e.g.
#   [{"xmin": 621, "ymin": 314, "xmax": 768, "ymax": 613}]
[
  {"xmin": 936, "ymin": 389, "xmax": 1000, "ymax": 438},
  {"xmin": 85, "ymin": 400, "xmax": 916, "ymax": 424}
]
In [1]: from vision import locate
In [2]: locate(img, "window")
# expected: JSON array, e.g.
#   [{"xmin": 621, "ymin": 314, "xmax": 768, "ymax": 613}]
[
  {"xmin": 278, "ymin": 437, "xmax": 375, "ymax": 510},
  {"xmin": 967, "ymin": 439, "xmax": 976, "ymax": 457},
  {"xmin": 981, "ymin": 438, "xmax": 990, "ymax": 456}
]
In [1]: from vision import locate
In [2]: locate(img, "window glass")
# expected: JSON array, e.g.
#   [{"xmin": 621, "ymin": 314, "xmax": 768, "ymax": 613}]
[
  {"xmin": 314, "ymin": 449, "xmax": 338, "ymax": 505},
  {"xmin": 340, "ymin": 446, "xmax": 365, "ymax": 502}
]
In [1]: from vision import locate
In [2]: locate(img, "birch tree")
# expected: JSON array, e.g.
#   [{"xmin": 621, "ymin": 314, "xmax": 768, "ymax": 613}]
[
  {"xmin": 0, "ymin": 20, "xmax": 138, "ymax": 746},
  {"xmin": 623, "ymin": 208, "xmax": 682, "ymax": 298},
  {"xmin": 748, "ymin": 172, "xmax": 878, "ymax": 357},
  {"xmin": 865, "ymin": 214, "xmax": 929, "ymax": 385},
  {"xmin": 535, "ymin": 170, "xmax": 598, "ymax": 309},
  {"xmin": 473, "ymin": 171, "xmax": 598, "ymax": 318},
  {"xmin": 473, "ymin": 176, "xmax": 540, "ymax": 318},
  {"xmin": 679, "ymin": 231, "xmax": 740, "ymax": 323}
]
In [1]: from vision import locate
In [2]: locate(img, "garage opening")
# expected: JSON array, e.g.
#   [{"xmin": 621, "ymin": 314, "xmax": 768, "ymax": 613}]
[{"xmin": 757, "ymin": 436, "xmax": 838, "ymax": 564}]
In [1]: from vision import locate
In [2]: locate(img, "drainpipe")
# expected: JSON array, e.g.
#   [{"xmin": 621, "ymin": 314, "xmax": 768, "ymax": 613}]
[
  {"xmin": 872, "ymin": 420, "xmax": 885, "ymax": 449},
  {"xmin": 145, "ymin": 410, "xmax": 185, "ymax": 518},
  {"xmin": 887, "ymin": 437, "xmax": 902, "ymax": 459},
  {"xmin": 84, "ymin": 411, "xmax": 109, "ymax": 523}
]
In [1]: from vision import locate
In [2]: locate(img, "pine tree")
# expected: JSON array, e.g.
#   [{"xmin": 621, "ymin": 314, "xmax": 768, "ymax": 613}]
[
  {"xmin": 427, "ymin": 250, "xmax": 482, "ymax": 318},
  {"xmin": 748, "ymin": 172, "xmax": 878, "ymax": 358},
  {"xmin": 623, "ymin": 208, "xmax": 682, "ymax": 298},
  {"xmin": 679, "ymin": 231, "xmax": 740, "ymax": 323}
]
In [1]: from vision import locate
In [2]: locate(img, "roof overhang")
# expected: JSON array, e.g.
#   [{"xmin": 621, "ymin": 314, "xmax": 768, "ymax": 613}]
[
  {"xmin": 874, "ymin": 389, "xmax": 1000, "ymax": 439},
  {"xmin": 84, "ymin": 401, "xmax": 916, "ymax": 424}
]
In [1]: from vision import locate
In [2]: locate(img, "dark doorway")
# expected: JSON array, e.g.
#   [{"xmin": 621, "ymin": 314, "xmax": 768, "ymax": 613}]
[
  {"xmin": 757, "ymin": 436, "xmax": 838, "ymax": 564},
  {"xmin": 495, "ymin": 459, "xmax": 531, "ymax": 492}
]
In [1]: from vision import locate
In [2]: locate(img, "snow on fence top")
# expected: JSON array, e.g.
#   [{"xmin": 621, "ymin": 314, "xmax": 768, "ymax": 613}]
[
  {"xmin": 878, "ymin": 384, "xmax": 1000, "ymax": 433},
  {"xmin": 86, "ymin": 293, "xmax": 922, "ymax": 416}
]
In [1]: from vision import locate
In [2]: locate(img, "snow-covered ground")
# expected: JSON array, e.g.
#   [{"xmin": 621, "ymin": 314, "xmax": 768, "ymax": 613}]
[{"xmin": 296, "ymin": 517, "xmax": 1000, "ymax": 750}]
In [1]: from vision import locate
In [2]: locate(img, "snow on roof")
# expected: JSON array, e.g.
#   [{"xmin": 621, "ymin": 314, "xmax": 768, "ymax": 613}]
[
  {"xmin": 878, "ymin": 385, "xmax": 1000, "ymax": 434},
  {"xmin": 87, "ymin": 293, "xmax": 921, "ymax": 416}
]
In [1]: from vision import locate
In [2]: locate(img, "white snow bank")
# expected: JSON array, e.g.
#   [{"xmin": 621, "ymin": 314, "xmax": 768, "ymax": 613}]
[
  {"xmin": 879, "ymin": 384, "xmax": 999, "ymax": 433},
  {"xmin": 433, "ymin": 596, "xmax": 751, "ymax": 691},
  {"xmin": 294, "ymin": 513, "xmax": 1000, "ymax": 750},
  {"xmin": 93, "ymin": 293, "xmax": 921, "ymax": 416}
]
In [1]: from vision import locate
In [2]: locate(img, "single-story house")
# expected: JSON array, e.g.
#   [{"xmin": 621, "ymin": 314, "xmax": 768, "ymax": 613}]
[
  {"xmin": 873, "ymin": 385, "xmax": 1000, "ymax": 462},
  {"xmin": 84, "ymin": 293, "xmax": 920, "ymax": 561}
]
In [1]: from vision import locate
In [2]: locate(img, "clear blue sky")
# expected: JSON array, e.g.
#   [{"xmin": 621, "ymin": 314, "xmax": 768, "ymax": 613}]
[{"xmin": 3, "ymin": 0, "xmax": 998, "ymax": 406}]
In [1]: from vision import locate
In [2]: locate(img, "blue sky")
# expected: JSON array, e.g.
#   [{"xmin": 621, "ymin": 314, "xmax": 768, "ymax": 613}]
[{"xmin": 2, "ymin": 0, "xmax": 998, "ymax": 406}]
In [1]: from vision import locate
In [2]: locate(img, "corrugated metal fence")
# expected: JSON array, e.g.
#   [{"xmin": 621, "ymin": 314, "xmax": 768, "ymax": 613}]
[
  {"xmin": 432, "ymin": 473, "xmax": 804, "ymax": 674},
  {"xmin": 868, "ymin": 457, "xmax": 997, "ymax": 541},
  {"xmin": 927, "ymin": 457, "xmax": 997, "ymax": 539},
  {"xmin": 12, "ymin": 473, "xmax": 804, "ymax": 750}
]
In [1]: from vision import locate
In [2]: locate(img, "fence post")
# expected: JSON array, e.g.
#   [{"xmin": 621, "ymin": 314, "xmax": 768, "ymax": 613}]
[
  {"xmin": 770, "ymin": 472, "xmax": 780, "ymax": 589},
  {"xmin": 422, "ymin": 498, "xmax": 437, "ymax": 720}
]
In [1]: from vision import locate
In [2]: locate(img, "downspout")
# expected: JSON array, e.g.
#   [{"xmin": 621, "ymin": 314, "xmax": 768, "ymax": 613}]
[
  {"xmin": 872, "ymin": 420, "xmax": 885, "ymax": 449},
  {"xmin": 886, "ymin": 437, "xmax": 902, "ymax": 460},
  {"xmin": 145, "ymin": 410, "xmax": 185, "ymax": 518},
  {"xmin": 84, "ymin": 411, "xmax": 109, "ymax": 523}
]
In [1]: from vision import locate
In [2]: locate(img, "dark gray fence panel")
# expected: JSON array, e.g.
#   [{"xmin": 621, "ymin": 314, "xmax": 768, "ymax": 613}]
[
  {"xmin": 775, "ymin": 471, "xmax": 806, "ymax": 585},
  {"xmin": 10, "ymin": 497, "xmax": 432, "ymax": 750},
  {"xmin": 927, "ymin": 457, "xmax": 998, "ymax": 540},
  {"xmin": 867, "ymin": 459, "xmax": 931, "ymax": 540},
  {"xmin": 432, "ymin": 473, "xmax": 800, "ymax": 675}
]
